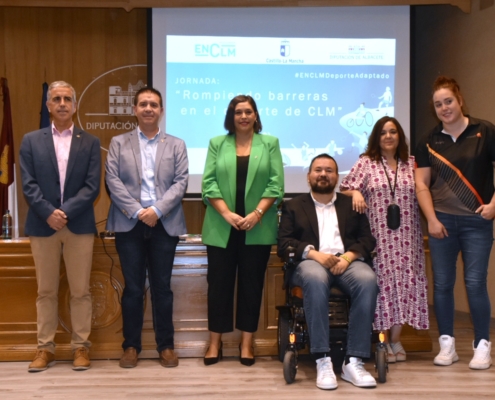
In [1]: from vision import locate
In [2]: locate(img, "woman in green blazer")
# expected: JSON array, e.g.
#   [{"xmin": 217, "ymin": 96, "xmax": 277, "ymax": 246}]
[{"xmin": 202, "ymin": 95, "xmax": 284, "ymax": 366}]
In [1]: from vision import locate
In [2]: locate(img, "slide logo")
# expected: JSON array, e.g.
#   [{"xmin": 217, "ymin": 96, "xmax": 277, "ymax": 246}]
[
  {"xmin": 280, "ymin": 40, "xmax": 290, "ymax": 57},
  {"xmin": 348, "ymin": 45, "xmax": 366, "ymax": 54},
  {"xmin": 109, "ymin": 83, "xmax": 144, "ymax": 116},
  {"xmin": 77, "ymin": 64, "xmax": 146, "ymax": 134},
  {"xmin": 194, "ymin": 42, "xmax": 236, "ymax": 58}
]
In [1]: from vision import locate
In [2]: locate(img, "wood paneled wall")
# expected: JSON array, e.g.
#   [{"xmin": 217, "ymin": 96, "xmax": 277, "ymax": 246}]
[
  {"xmin": 0, "ymin": 3, "xmax": 480, "ymax": 235},
  {"xmin": 0, "ymin": 7, "xmax": 148, "ymax": 236},
  {"xmin": 0, "ymin": 1, "xmax": 475, "ymax": 13}
]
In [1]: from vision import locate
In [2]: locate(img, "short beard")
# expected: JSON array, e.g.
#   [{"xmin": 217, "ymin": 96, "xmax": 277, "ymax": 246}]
[{"xmin": 310, "ymin": 180, "xmax": 336, "ymax": 194}]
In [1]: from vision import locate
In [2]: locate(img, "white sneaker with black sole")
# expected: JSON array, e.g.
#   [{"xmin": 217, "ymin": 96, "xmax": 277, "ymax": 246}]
[
  {"xmin": 316, "ymin": 357, "xmax": 338, "ymax": 390},
  {"xmin": 341, "ymin": 357, "xmax": 376, "ymax": 388},
  {"xmin": 469, "ymin": 339, "xmax": 492, "ymax": 370},
  {"xmin": 434, "ymin": 335, "xmax": 459, "ymax": 366}
]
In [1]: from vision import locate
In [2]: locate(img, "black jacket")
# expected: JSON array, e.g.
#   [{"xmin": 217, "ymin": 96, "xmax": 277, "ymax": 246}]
[{"xmin": 277, "ymin": 192, "xmax": 376, "ymax": 264}]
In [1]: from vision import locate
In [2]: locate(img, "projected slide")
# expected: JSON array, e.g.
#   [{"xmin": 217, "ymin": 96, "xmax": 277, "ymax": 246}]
[{"xmin": 165, "ymin": 35, "xmax": 396, "ymax": 178}]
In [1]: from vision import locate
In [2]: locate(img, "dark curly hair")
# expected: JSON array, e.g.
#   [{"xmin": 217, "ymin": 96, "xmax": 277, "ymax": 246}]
[{"xmin": 362, "ymin": 116, "xmax": 409, "ymax": 162}]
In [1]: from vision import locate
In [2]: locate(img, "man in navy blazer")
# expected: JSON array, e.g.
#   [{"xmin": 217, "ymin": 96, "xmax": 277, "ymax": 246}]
[
  {"xmin": 278, "ymin": 154, "xmax": 378, "ymax": 390},
  {"xmin": 20, "ymin": 81, "xmax": 101, "ymax": 372},
  {"xmin": 105, "ymin": 87, "xmax": 188, "ymax": 368}
]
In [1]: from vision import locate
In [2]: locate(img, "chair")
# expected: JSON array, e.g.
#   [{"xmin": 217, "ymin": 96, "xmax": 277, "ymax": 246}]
[{"xmin": 275, "ymin": 246, "xmax": 388, "ymax": 384}]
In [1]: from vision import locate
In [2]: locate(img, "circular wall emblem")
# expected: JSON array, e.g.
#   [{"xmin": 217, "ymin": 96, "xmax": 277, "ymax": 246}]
[
  {"xmin": 77, "ymin": 65, "xmax": 147, "ymax": 143},
  {"xmin": 58, "ymin": 270, "xmax": 124, "ymax": 331}
]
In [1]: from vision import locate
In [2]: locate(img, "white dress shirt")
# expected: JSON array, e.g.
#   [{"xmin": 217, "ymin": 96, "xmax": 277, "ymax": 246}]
[{"xmin": 302, "ymin": 191, "xmax": 345, "ymax": 258}]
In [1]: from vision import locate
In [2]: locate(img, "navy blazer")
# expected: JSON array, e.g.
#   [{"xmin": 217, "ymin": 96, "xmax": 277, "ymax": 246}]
[
  {"xmin": 19, "ymin": 126, "xmax": 101, "ymax": 236},
  {"xmin": 277, "ymin": 192, "xmax": 376, "ymax": 264}
]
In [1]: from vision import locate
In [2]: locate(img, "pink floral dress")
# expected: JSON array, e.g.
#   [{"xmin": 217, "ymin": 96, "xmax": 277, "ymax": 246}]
[{"xmin": 340, "ymin": 156, "xmax": 429, "ymax": 330}]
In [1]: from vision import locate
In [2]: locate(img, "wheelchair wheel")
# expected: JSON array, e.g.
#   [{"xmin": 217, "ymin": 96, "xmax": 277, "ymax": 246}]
[
  {"xmin": 277, "ymin": 309, "xmax": 291, "ymax": 362},
  {"xmin": 283, "ymin": 350, "xmax": 297, "ymax": 384},
  {"xmin": 375, "ymin": 344, "xmax": 387, "ymax": 383}
]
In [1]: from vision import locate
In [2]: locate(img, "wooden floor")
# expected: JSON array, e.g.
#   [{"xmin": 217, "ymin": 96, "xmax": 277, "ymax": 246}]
[{"xmin": 1, "ymin": 311, "xmax": 494, "ymax": 399}]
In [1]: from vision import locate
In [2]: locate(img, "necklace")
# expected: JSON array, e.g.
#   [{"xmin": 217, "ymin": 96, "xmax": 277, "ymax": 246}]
[
  {"xmin": 381, "ymin": 157, "xmax": 399, "ymax": 204},
  {"xmin": 381, "ymin": 157, "xmax": 401, "ymax": 230}
]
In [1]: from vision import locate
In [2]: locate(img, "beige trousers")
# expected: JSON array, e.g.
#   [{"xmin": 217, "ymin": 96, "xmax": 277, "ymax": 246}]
[{"xmin": 30, "ymin": 227, "xmax": 94, "ymax": 353}]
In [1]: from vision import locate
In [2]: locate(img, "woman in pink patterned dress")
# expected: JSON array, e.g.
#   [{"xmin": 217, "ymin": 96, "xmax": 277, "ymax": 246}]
[{"xmin": 340, "ymin": 116, "xmax": 429, "ymax": 363}]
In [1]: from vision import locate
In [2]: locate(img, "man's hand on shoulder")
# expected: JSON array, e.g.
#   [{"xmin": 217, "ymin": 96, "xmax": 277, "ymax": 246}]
[
  {"xmin": 307, "ymin": 250, "xmax": 339, "ymax": 270},
  {"xmin": 46, "ymin": 209, "xmax": 67, "ymax": 231}
]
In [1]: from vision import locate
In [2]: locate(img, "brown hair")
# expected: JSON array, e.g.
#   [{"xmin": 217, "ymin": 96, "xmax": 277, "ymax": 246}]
[
  {"xmin": 133, "ymin": 86, "xmax": 163, "ymax": 108},
  {"xmin": 431, "ymin": 75, "xmax": 466, "ymax": 115},
  {"xmin": 362, "ymin": 116, "xmax": 409, "ymax": 163}
]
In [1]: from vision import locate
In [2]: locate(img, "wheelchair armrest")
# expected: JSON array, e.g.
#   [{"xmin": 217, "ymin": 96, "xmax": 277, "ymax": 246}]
[
  {"xmin": 282, "ymin": 261, "xmax": 297, "ymax": 290},
  {"xmin": 281, "ymin": 245, "xmax": 297, "ymax": 290}
]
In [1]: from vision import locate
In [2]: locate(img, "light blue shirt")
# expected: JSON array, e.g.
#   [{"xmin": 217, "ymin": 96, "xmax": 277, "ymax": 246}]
[{"xmin": 132, "ymin": 129, "xmax": 163, "ymax": 219}]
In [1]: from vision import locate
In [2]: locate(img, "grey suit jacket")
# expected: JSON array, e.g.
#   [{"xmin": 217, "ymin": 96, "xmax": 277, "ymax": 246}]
[
  {"xmin": 105, "ymin": 129, "xmax": 188, "ymax": 236},
  {"xmin": 19, "ymin": 126, "xmax": 101, "ymax": 236}
]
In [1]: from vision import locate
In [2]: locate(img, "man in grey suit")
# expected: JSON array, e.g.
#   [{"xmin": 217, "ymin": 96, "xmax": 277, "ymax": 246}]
[
  {"xmin": 20, "ymin": 81, "xmax": 101, "ymax": 372},
  {"xmin": 105, "ymin": 87, "xmax": 188, "ymax": 368}
]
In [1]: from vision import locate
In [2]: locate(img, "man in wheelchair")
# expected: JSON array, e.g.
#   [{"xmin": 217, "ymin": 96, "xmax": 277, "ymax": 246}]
[{"xmin": 278, "ymin": 153, "xmax": 378, "ymax": 390}]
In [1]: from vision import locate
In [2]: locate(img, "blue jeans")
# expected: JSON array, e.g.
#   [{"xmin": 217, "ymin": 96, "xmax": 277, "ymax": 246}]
[
  {"xmin": 115, "ymin": 221, "xmax": 179, "ymax": 353},
  {"xmin": 429, "ymin": 211, "xmax": 493, "ymax": 346},
  {"xmin": 291, "ymin": 259, "xmax": 378, "ymax": 358}
]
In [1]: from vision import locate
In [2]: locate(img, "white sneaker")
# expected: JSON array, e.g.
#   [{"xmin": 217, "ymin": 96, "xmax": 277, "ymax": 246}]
[
  {"xmin": 469, "ymin": 339, "xmax": 492, "ymax": 370},
  {"xmin": 316, "ymin": 357, "xmax": 338, "ymax": 390},
  {"xmin": 341, "ymin": 357, "xmax": 377, "ymax": 388},
  {"xmin": 386, "ymin": 344, "xmax": 396, "ymax": 363},
  {"xmin": 434, "ymin": 335, "xmax": 459, "ymax": 366},
  {"xmin": 391, "ymin": 341, "xmax": 406, "ymax": 362}
]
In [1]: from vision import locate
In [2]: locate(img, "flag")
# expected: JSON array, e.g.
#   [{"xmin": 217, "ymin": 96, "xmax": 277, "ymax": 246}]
[
  {"xmin": 0, "ymin": 77, "xmax": 14, "ymax": 214},
  {"xmin": 40, "ymin": 82, "xmax": 50, "ymax": 129}
]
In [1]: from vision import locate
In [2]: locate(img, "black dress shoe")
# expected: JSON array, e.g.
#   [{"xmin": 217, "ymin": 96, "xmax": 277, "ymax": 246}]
[
  {"xmin": 239, "ymin": 344, "xmax": 255, "ymax": 367},
  {"xmin": 204, "ymin": 342, "xmax": 223, "ymax": 366}
]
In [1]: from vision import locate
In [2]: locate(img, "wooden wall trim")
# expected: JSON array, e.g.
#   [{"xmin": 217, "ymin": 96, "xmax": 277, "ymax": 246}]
[
  {"xmin": 0, "ymin": 239, "xmax": 431, "ymax": 361},
  {"xmin": 0, "ymin": 1, "xmax": 472, "ymax": 14}
]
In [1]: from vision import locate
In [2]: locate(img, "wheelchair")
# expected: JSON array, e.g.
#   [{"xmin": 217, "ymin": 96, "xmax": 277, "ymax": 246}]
[{"xmin": 276, "ymin": 247, "xmax": 388, "ymax": 384}]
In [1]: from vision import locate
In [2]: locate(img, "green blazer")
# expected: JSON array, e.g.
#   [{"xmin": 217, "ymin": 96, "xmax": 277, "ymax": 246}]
[{"xmin": 202, "ymin": 133, "xmax": 284, "ymax": 248}]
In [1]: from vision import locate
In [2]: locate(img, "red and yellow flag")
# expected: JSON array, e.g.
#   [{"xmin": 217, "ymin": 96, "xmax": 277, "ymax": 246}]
[{"xmin": 0, "ymin": 77, "xmax": 14, "ymax": 213}]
